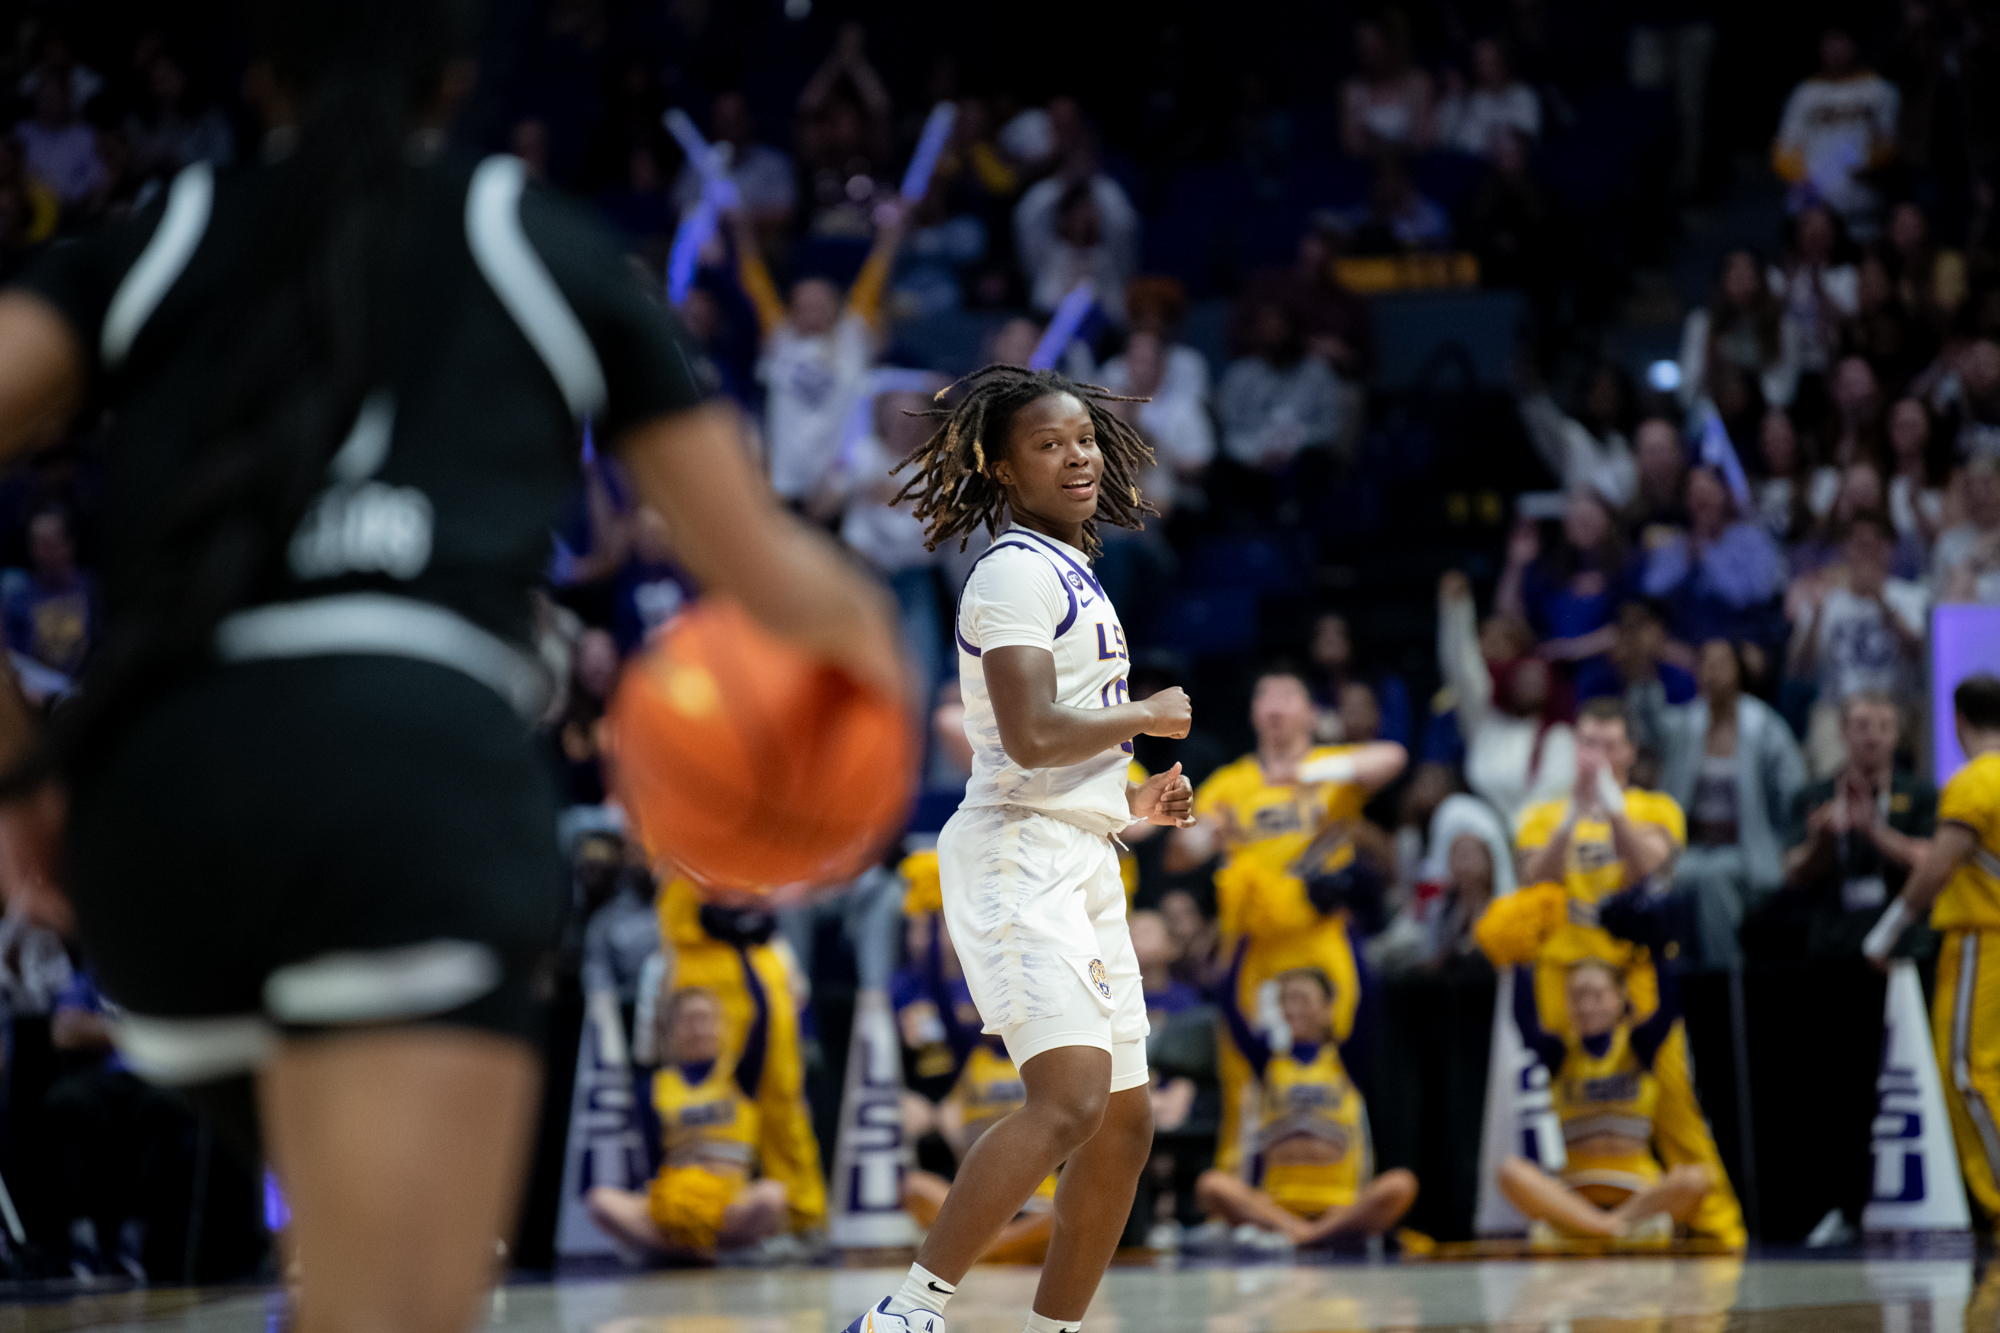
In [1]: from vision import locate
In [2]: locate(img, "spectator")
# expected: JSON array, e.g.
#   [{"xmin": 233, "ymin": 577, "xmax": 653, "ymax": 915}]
[
  {"xmin": 0, "ymin": 135, "xmax": 58, "ymax": 256},
  {"xmin": 1773, "ymin": 691, "xmax": 1936, "ymax": 959},
  {"xmin": 1437, "ymin": 37, "xmax": 1540, "ymax": 157},
  {"xmin": 1012, "ymin": 162, "xmax": 1140, "ymax": 325},
  {"xmin": 509, "ymin": 117, "xmax": 550, "ymax": 182},
  {"xmin": 824, "ymin": 377, "xmax": 950, "ymax": 718},
  {"xmin": 1230, "ymin": 219, "xmax": 1376, "ymax": 382},
  {"xmin": 4, "ymin": 505, "xmax": 93, "ymax": 681},
  {"xmin": 1340, "ymin": 13, "xmax": 1436, "ymax": 157},
  {"xmin": 1823, "ymin": 355, "xmax": 1887, "ymax": 471},
  {"xmin": 1463, "ymin": 128, "xmax": 1554, "ymax": 300},
  {"xmin": 577, "ymin": 829, "xmax": 660, "ymax": 1011},
  {"xmin": 1497, "ymin": 493, "xmax": 1630, "ymax": 669},
  {"xmin": 15, "ymin": 68, "xmax": 106, "ymax": 216},
  {"xmin": 1574, "ymin": 598, "xmax": 1698, "ymax": 719},
  {"xmin": 1753, "ymin": 407, "xmax": 1835, "ymax": 544},
  {"xmin": 1216, "ymin": 302, "xmax": 1343, "ymax": 471},
  {"xmin": 1518, "ymin": 363, "xmax": 1639, "ymax": 508},
  {"xmin": 1840, "ymin": 252, "xmax": 1935, "ymax": 395},
  {"xmin": 1344, "ymin": 157, "xmax": 1451, "ymax": 254},
  {"xmin": 1099, "ymin": 277, "xmax": 1217, "ymax": 503},
  {"xmin": 1885, "ymin": 396, "xmax": 1946, "ymax": 553},
  {"xmin": 730, "ymin": 206, "xmax": 903, "ymax": 503},
  {"xmin": 672, "ymin": 92, "xmax": 796, "ymax": 236},
  {"xmin": 1640, "ymin": 466, "xmax": 1787, "ymax": 651},
  {"xmin": 1647, "ymin": 639, "xmax": 1808, "ymax": 968},
  {"xmin": 1938, "ymin": 338, "xmax": 2000, "ymax": 460},
  {"xmin": 1371, "ymin": 792, "xmax": 1512, "ymax": 976},
  {"xmin": 556, "ymin": 627, "xmax": 618, "ymax": 804},
  {"xmin": 1790, "ymin": 512, "xmax": 1929, "ymax": 778},
  {"xmin": 18, "ymin": 29, "xmax": 103, "ymax": 110},
  {"xmin": 1629, "ymin": 416, "xmax": 1690, "ymax": 537},
  {"xmin": 1883, "ymin": 200, "xmax": 1966, "ymax": 337},
  {"xmin": 1772, "ymin": 26, "xmax": 1901, "ymax": 240},
  {"xmin": 1677, "ymin": 249, "xmax": 1800, "ymax": 414},
  {"xmin": 122, "ymin": 51, "xmax": 235, "ymax": 184},
  {"xmin": 796, "ymin": 24, "xmax": 893, "ymax": 238},
  {"xmin": 1306, "ymin": 611, "xmax": 1413, "ymax": 750},
  {"xmin": 1437, "ymin": 571, "xmax": 1577, "ymax": 830},
  {"xmin": 1770, "ymin": 205, "xmax": 1859, "ymax": 379},
  {"xmin": 1932, "ymin": 454, "xmax": 2000, "ymax": 603}
]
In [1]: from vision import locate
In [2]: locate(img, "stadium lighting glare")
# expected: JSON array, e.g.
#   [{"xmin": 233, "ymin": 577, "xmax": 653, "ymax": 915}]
[{"xmin": 1646, "ymin": 359, "xmax": 1682, "ymax": 393}]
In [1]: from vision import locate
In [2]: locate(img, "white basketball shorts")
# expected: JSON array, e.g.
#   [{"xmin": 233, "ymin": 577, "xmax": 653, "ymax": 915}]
[{"xmin": 936, "ymin": 804, "xmax": 1149, "ymax": 1093}]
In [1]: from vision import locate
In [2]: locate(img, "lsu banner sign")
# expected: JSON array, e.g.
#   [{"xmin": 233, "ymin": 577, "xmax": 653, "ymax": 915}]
[
  {"xmin": 1475, "ymin": 969, "xmax": 1565, "ymax": 1235},
  {"xmin": 555, "ymin": 990, "xmax": 652, "ymax": 1257},
  {"xmin": 1863, "ymin": 960, "xmax": 1970, "ymax": 1234},
  {"xmin": 830, "ymin": 989, "xmax": 917, "ymax": 1248}
]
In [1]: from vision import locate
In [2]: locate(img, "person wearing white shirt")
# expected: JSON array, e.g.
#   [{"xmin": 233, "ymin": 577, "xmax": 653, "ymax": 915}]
[
  {"xmin": 1769, "ymin": 205, "xmax": 1858, "ymax": 377},
  {"xmin": 1436, "ymin": 572, "xmax": 1577, "ymax": 833},
  {"xmin": 1790, "ymin": 513, "xmax": 1930, "ymax": 778},
  {"xmin": 1437, "ymin": 38, "xmax": 1541, "ymax": 158},
  {"xmin": 1771, "ymin": 28, "xmax": 1899, "ymax": 239},
  {"xmin": 1013, "ymin": 174, "xmax": 1139, "ymax": 325}
]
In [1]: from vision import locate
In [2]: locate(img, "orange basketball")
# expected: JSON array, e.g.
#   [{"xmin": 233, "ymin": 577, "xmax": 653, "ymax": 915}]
[{"xmin": 605, "ymin": 598, "xmax": 916, "ymax": 896}]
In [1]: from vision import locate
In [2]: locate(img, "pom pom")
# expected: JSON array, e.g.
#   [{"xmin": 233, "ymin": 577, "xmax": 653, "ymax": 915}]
[
  {"xmin": 900, "ymin": 848, "xmax": 943, "ymax": 916},
  {"xmin": 1473, "ymin": 882, "xmax": 1568, "ymax": 967}
]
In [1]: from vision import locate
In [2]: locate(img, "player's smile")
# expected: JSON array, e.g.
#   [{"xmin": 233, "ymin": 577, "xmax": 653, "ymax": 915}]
[{"xmin": 992, "ymin": 391, "xmax": 1103, "ymax": 543}]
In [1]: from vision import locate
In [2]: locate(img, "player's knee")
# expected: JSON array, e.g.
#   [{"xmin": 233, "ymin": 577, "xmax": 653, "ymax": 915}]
[
  {"xmin": 1497, "ymin": 1156, "xmax": 1538, "ymax": 1187},
  {"xmin": 1031, "ymin": 1079, "xmax": 1109, "ymax": 1149},
  {"xmin": 1194, "ymin": 1169, "xmax": 1233, "ymax": 1209}
]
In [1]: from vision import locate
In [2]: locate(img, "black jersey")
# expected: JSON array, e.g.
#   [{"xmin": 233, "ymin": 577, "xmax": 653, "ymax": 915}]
[{"xmin": 13, "ymin": 150, "xmax": 704, "ymax": 686}]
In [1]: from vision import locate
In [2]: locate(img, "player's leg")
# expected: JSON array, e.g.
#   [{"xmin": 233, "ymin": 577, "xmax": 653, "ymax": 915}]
[
  {"xmin": 912, "ymin": 1043, "xmax": 1114, "ymax": 1283},
  {"xmin": 1193, "ymin": 1168, "xmax": 1316, "ymax": 1243},
  {"xmin": 1495, "ymin": 1156, "xmax": 1622, "ymax": 1238},
  {"xmin": 1299, "ymin": 1168, "xmax": 1419, "ymax": 1242},
  {"xmin": 1935, "ymin": 930, "xmax": 2000, "ymax": 1219},
  {"xmin": 1608, "ymin": 1164, "xmax": 1712, "ymax": 1229},
  {"xmin": 1031, "ymin": 1075, "xmax": 1153, "ymax": 1320},
  {"xmin": 259, "ymin": 1028, "xmax": 539, "ymax": 1333}
]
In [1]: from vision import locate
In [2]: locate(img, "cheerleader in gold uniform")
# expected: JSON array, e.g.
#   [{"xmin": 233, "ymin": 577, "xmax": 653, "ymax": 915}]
[
  {"xmin": 1498, "ymin": 958, "xmax": 1713, "ymax": 1239},
  {"xmin": 1193, "ymin": 941, "xmax": 1417, "ymax": 1243},
  {"xmin": 586, "ymin": 952, "xmax": 792, "ymax": 1259}
]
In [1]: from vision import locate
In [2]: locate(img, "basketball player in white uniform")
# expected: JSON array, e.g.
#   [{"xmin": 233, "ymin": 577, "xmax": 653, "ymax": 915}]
[{"xmin": 844, "ymin": 367, "xmax": 1192, "ymax": 1333}]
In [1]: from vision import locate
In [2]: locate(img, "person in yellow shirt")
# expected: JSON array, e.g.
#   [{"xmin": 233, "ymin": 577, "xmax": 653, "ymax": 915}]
[
  {"xmin": 586, "ymin": 966, "xmax": 792, "ymax": 1259},
  {"xmin": 1194, "ymin": 944, "xmax": 1417, "ymax": 1244},
  {"xmin": 652, "ymin": 877, "xmax": 827, "ymax": 1233},
  {"xmin": 1165, "ymin": 664, "xmax": 1406, "ymax": 1171},
  {"xmin": 1499, "ymin": 958, "xmax": 1714, "ymax": 1243},
  {"xmin": 1500, "ymin": 696, "xmax": 1746, "ymax": 1248},
  {"xmin": 1863, "ymin": 674, "xmax": 2000, "ymax": 1220}
]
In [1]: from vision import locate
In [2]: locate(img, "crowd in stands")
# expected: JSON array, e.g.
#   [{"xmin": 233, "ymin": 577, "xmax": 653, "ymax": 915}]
[{"xmin": 3, "ymin": 0, "xmax": 2000, "ymax": 1280}]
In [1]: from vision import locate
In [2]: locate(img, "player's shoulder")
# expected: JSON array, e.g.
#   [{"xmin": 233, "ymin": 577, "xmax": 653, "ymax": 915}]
[
  {"xmin": 964, "ymin": 539, "xmax": 1059, "ymax": 592},
  {"xmin": 1943, "ymin": 752, "xmax": 2000, "ymax": 809}
]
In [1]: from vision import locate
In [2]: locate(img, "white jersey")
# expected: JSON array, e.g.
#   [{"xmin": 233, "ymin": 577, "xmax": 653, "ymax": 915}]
[{"xmin": 954, "ymin": 526, "xmax": 1133, "ymax": 832}]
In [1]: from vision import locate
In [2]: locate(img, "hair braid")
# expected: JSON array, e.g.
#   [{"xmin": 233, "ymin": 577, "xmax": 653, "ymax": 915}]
[{"xmin": 889, "ymin": 364, "xmax": 1157, "ymax": 557}]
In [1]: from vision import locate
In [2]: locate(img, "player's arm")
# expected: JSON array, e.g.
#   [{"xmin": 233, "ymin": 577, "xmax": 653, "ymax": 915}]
[
  {"xmin": 619, "ymin": 402, "xmax": 903, "ymax": 702},
  {"xmin": 1863, "ymin": 823, "xmax": 1978, "ymax": 965},
  {"xmin": 981, "ymin": 645, "xmax": 1189, "ymax": 769}
]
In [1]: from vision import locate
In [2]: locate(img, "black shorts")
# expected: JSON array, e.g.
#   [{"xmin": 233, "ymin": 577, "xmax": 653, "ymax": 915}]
[{"xmin": 66, "ymin": 656, "xmax": 565, "ymax": 1084}]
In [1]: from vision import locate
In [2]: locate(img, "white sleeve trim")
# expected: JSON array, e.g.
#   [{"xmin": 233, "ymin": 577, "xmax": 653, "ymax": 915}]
[{"xmin": 101, "ymin": 162, "xmax": 214, "ymax": 369}]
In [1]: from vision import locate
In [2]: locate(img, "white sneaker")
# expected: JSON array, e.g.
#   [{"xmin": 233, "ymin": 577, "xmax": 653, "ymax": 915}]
[
  {"xmin": 1180, "ymin": 1220, "xmax": 1232, "ymax": 1253},
  {"xmin": 1145, "ymin": 1221, "xmax": 1183, "ymax": 1252},
  {"xmin": 842, "ymin": 1297, "xmax": 946, "ymax": 1333},
  {"xmin": 1615, "ymin": 1212, "xmax": 1674, "ymax": 1248},
  {"xmin": 1231, "ymin": 1222, "xmax": 1295, "ymax": 1252}
]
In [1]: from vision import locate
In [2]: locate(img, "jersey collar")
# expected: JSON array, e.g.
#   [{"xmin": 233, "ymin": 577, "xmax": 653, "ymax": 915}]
[{"xmin": 1008, "ymin": 525, "xmax": 1104, "ymax": 598}]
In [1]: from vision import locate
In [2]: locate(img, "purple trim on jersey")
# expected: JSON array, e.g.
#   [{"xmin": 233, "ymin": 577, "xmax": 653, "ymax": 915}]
[
  {"xmin": 1015, "ymin": 527, "xmax": 1106, "ymax": 599},
  {"xmin": 952, "ymin": 537, "xmax": 1080, "ymax": 655}
]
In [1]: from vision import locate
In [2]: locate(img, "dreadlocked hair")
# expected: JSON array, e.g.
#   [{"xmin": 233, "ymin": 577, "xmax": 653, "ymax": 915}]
[{"xmin": 890, "ymin": 365, "xmax": 1157, "ymax": 557}]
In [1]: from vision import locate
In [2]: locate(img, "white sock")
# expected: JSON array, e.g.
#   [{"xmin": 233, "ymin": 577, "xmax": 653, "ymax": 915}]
[
  {"xmin": 1024, "ymin": 1313, "xmax": 1081, "ymax": 1333},
  {"xmin": 885, "ymin": 1263, "xmax": 956, "ymax": 1317}
]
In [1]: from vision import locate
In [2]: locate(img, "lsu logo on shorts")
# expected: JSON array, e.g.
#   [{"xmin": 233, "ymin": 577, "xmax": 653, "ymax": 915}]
[{"xmin": 1088, "ymin": 959, "xmax": 1112, "ymax": 999}]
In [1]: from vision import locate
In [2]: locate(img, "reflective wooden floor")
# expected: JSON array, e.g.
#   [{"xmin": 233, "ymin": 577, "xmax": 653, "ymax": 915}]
[{"xmin": 7, "ymin": 1257, "xmax": 1996, "ymax": 1333}]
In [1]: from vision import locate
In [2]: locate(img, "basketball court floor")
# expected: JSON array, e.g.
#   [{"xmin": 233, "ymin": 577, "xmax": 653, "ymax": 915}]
[{"xmin": 10, "ymin": 1254, "xmax": 1995, "ymax": 1333}]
